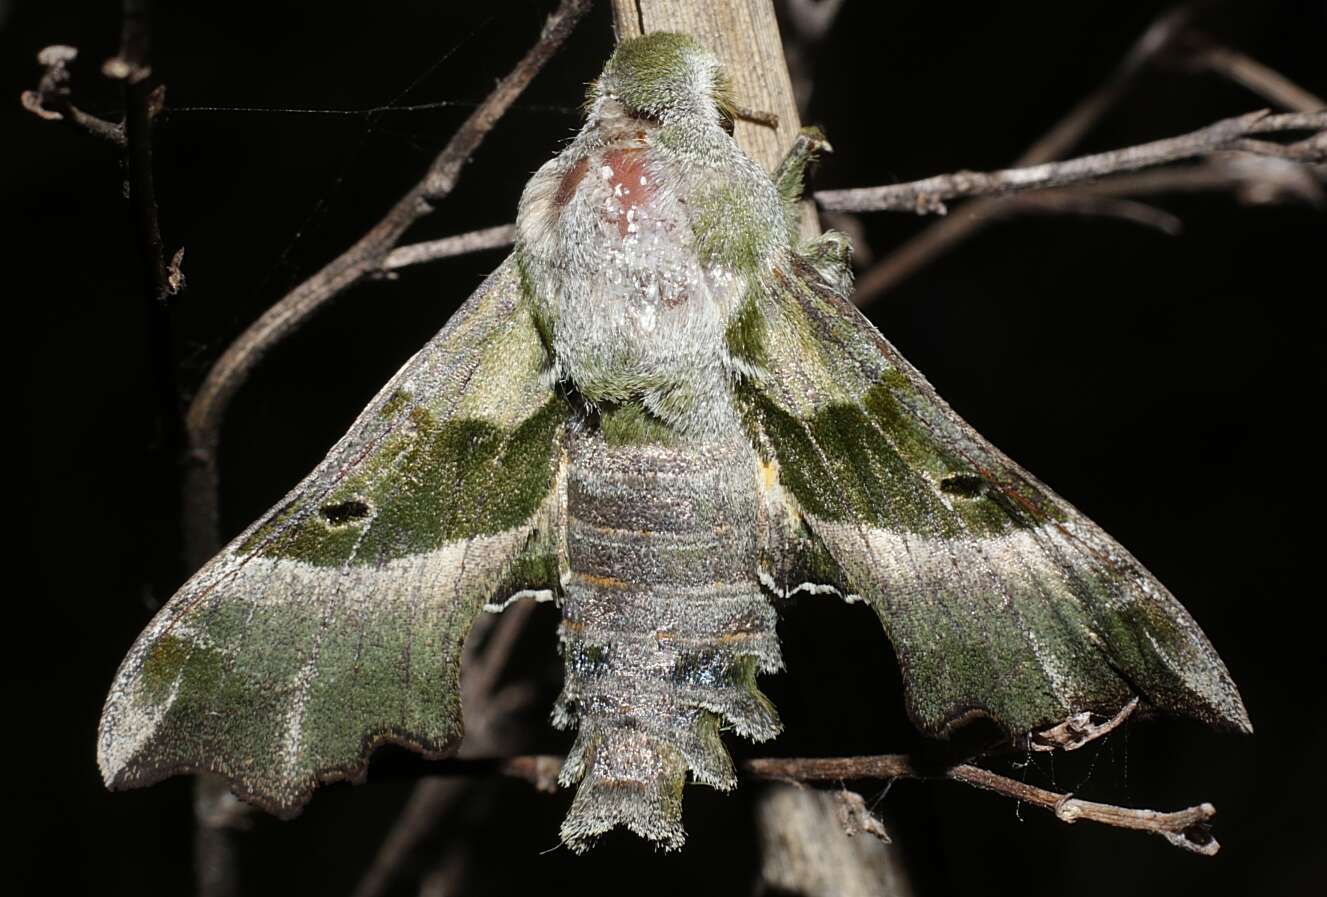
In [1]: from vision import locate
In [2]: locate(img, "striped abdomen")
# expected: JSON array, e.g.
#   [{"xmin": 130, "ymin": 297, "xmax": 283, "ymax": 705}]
[{"xmin": 556, "ymin": 431, "xmax": 781, "ymax": 850}]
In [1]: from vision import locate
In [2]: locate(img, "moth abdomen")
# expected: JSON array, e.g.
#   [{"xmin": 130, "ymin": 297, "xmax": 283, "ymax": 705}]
[{"xmin": 556, "ymin": 431, "xmax": 781, "ymax": 850}]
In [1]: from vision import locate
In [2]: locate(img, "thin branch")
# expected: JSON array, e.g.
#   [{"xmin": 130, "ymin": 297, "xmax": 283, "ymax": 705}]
[
  {"xmin": 20, "ymin": 45, "xmax": 126, "ymax": 144},
  {"xmin": 945, "ymin": 765, "xmax": 1218, "ymax": 856},
  {"xmin": 996, "ymin": 193, "xmax": 1184, "ymax": 235},
  {"xmin": 1025, "ymin": 5, "xmax": 1202, "ymax": 167},
  {"xmin": 380, "ymin": 224, "xmax": 517, "ymax": 272},
  {"xmin": 1065, "ymin": 153, "xmax": 1325, "ymax": 206},
  {"xmin": 816, "ymin": 111, "xmax": 1326, "ymax": 213},
  {"xmin": 1189, "ymin": 41, "xmax": 1325, "ymax": 113},
  {"xmin": 180, "ymin": 0, "xmax": 592, "ymax": 567},
  {"xmin": 849, "ymin": 5, "xmax": 1198, "ymax": 305},
  {"xmin": 461, "ymin": 601, "xmax": 539, "ymax": 711},
  {"xmin": 780, "ymin": 0, "xmax": 847, "ymax": 45},
  {"xmin": 104, "ymin": 0, "xmax": 175, "ymax": 306},
  {"xmin": 776, "ymin": 0, "xmax": 848, "ymax": 116},
  {"xmin": 418, "ymin": 752, "xmax": 1221, "ymax": 856}
]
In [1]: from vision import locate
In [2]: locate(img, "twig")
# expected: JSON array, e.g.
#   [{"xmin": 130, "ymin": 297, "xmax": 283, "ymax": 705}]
[
  {"xmin": 417, "ymin": 752, "xmax": 1221, "ymax": 856},
  {"xmin": 816, "ymin": 110, "xmax": 1325, "ymax": 214},
  {"xmin": 780, "ymin": 0, "xmax": 847, "ymax": 45},
  {"xmin": 1187, "ymin": 41, "xmax": 1325, "ymax": 114},
  {"xmin": 461, "ymin": 600, "xmax": 539, "ymax": 712},
  {"xmin": 1064, "ymin": 153, "xmax": 1325, "ymax": 206},
  {"xmin": 20, "ymin": 45, "xmax": 126, "ymax": 144},
  {"xmin": 380, "ymin": 224, "xmax": 516, "ymax": 272},
  {"xmin": 104, "ymin": 0, "xmax": 175, "ymax": 305},
  {"xmin": 849, "ymin": 5, "xmax": 1198, "ymax": 305},
  {"xmin": 945, "ymin": 765, "xmax": 1218, "ymax": 856},
  {"xmin": 776, "ymin": 0, "xmax": 848, "ymax": 115},
  {"xmin": 20, "ymin": 9, "xmax": 182, "ymax": 460},
  {"xmin": 751, "ymin": 756, "xmax": 1218, "ymax": 855},
  {"xmin": 996, "ymin": 193, "xmax": 1184, "ymax": 235},
  {"xmin": 179, "ymin": 0, "xmax": 592, "ymax": 568},
  {"xmin": 731, "ymin": 103, "xmax": 781, "ymax": 130}
]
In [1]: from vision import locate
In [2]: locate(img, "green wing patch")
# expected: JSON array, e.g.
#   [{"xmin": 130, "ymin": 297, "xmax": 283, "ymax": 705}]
[
  {"xmin": 739, "ymin": 252, "xmax": 1250, "ymax": 742},
  {"xmin": 243, "ymin": 398, "xmax": 564, "ymax": 566},
  {"xmin": 98, "ymin": 257, "xmax": 570, "ymax": 815}
]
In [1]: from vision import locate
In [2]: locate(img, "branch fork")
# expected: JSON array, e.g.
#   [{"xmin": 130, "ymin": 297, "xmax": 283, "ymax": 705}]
[
  {"xmin": 816, "ymin": 110, "xmax": 1327, "ymax": 215},
  {"xmin": 21, "ymin": 45, "xmax": 126, "ymax": 145}
]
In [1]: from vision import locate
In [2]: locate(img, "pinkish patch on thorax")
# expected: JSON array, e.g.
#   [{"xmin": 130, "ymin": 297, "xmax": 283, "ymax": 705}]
[{"xmin": 600, "ymin": 147, "xmax": 656, "ymax": 240}]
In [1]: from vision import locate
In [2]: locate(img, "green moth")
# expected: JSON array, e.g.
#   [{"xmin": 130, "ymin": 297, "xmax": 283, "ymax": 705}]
[{"xmin": 98, "ymin": 32, "xmax": 1250, "ymax": 851}]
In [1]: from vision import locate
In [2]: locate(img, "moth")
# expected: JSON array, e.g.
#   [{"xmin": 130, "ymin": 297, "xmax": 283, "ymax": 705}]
[{"xmin": 99, "ymin": 32, "xmax": 1250, "ymax": 851}]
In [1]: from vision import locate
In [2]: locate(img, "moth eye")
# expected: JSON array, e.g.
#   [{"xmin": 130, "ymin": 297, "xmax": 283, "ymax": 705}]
[
  {"xmin": 719, "ymin": 109, "xmax": 735, "ymax": 136},
  {"xmin": 939, "ymin": 473, "xmax": 987, "ymax": 498},
  {"xmin": 320, "ymin": 499, "xmax": 371, "ymax": 526}
]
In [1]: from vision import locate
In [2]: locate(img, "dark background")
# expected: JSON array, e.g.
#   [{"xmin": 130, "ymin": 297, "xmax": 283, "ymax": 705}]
[{"xmin": 6, "ymin": 1, "xmax": 1324, "ymax": 895}]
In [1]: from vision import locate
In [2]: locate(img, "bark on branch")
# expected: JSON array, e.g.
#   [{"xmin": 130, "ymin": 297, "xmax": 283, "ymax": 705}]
[
  {"xmin": 816, "ymin": 110, "xmax": 1326, "ymax": 214},
  {"xmin": 380, "ymin": 224, "xmax": 517, "ymax": 272},
  {"xmin": 20, "ymin": 45, "xmax": 126, "ymax": 144},
  {"xmin": 413, "ymin": 752, "xmax": 1224, "ymax": 856}
]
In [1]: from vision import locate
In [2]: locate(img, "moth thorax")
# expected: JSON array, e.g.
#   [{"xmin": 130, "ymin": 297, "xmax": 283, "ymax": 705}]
[{"xmin": 519, "ymin": 138, "xmax": 747, "ymax": 428}]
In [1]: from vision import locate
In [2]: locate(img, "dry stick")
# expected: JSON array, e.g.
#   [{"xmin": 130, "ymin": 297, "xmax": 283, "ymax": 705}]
[
  {"xmin": 20, "ymin": 11, "xmax": 184, "ymax": 471},
  {"xmin": 1058, "ymin": 155, "xmax": 1325, "ymax": 205},
  {"xmin": 20, "ymin": 46, "xmax": 126, "ymax": 144},
  {"xmin": 849, "ymin": 4, "xmax": 1197, "ymax": 305},
  {"xmin": 1193, "ymin": 42, "xmax": 1325, "ymax": 113},
  {"xmin": 20, "ymin": 7, "xmax": 183, "ymax": 455},
  {"xmin": 777, "ymin": 0, "xmax": 848, "ymax": 115},
  {"xmin": 180, "ymin": 0, "xmax": 592, "ymax": 569},
  {"xmin": 106, "ymin": 0, "xmax": 175, "ymax": 306},
  {"xmin": 997, "ymin": 192, "xmax": 1184, "ymax": 235},
  {"xmin": 417, "ymin": 752, "xmax": 1220, "ymax": 856},
  {"xmin": 22, "ymin": 1, "xmax": 190, "ymax": 608},
  {"xmin": 380, "ymin": 224, "xmax": 517, "ymax": 272},
  {"xmin": 816, "ymin": 110, "xmax": 1326, "ymax": 214},
  {"xmin": 780, "ymin": 0, "xmax": 846, "ymax": 44}
]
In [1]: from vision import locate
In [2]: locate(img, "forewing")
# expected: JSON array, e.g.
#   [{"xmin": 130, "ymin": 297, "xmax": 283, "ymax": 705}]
[
  {"xmin": 739, "ymin": 255, "xmax": 1250, "ymax": 742},
  {"xmin": 98, "ymin": 257, "xmax": 569, "ymax": 815}
]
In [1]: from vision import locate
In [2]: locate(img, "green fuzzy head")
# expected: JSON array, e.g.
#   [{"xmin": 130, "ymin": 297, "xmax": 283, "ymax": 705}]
[{"xmin": 594, "ymin": 32, "xmax": 733, "ymax": 126}]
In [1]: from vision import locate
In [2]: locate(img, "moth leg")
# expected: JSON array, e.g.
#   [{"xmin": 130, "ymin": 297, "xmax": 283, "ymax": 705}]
[
  {"xmin": 772, "ymin": 125, "xmax": 833, "ymax": 209},
  {"xmin": 797, "ymin": 229, "xmax": 854, "ymax": 297}
]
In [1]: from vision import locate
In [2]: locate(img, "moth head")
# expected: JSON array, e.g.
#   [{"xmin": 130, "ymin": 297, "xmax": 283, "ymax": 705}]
[{"xmin": 591, "ymin": 32, "xmax": 736, "ymax": 134}]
